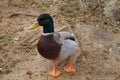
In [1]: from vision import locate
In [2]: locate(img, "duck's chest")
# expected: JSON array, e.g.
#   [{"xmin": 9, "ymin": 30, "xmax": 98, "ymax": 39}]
[{"xmin": 37, "ymin": 34, "xmax": 62, "ymax": 60}]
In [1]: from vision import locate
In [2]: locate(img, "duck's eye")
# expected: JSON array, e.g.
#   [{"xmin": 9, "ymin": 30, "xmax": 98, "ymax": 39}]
[{"xmin": 41, "ymin": 18, "xmax": 46, "ymax": 21}]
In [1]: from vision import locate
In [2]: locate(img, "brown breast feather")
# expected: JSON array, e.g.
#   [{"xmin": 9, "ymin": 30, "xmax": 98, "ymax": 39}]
[{"xmin": 37, "ymin": 34, "xmax": 62, "ymax": 60}]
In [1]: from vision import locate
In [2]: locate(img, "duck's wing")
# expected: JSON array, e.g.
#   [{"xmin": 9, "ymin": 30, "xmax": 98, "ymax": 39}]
[
  {"xmin": 53, "ymin": 32, "xmax": 75, "ymax": 42},
  {"xmin": 53, "ymin": 32, "xmax": 77, "ymax": 61}
]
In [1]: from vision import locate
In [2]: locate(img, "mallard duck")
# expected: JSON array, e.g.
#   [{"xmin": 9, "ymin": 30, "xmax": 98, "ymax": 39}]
[{"xmin": 29, "ymin": 13, "xmax": 77, "ymax": 77}]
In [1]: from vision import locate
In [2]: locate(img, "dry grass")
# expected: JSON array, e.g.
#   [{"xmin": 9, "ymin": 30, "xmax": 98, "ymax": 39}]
[{"xmin": 0, "ymin": 59, "xmax": 21, "ymax": 74}]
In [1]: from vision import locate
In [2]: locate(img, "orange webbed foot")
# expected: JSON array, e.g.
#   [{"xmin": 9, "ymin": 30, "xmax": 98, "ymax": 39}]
[
  {"xmin": 48, "ymin": 60, "xmax": 61, "ymax": 77},
  {"xmin": 48, "ymin": 68, "xmax": 61, "ymax": 77},
  {"xmin": 64, "ymin": 64, "xmax": 76, "ymax": 72},
  {"xmin": 64, "ymin": 56, "xmax": 76, "ymax": 72}
]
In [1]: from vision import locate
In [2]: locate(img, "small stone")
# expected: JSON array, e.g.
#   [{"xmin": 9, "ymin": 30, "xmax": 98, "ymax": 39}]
[
  {"xmin": 14, "ymin": 37, "xmax": 19, "ymax": 41},
  {"xmin": 0, "ymin": 68, "xmax": 3, "ymax": 71},
  {"xmin": 109, "ymin": 48, "xmax": 112, "ymax": 53},
  {"xmin": 50, "ymin": 5, "xmax": 53, "ymax": 8},
  {"xmin": 26, "ymin": 70, "xmax": 32, "ymax": 75}
]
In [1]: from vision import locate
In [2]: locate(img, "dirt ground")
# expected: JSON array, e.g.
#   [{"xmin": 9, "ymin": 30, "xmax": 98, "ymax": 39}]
[{"xmin": 0, "ymin": 0, "xmax": 120, "ymax": 80}]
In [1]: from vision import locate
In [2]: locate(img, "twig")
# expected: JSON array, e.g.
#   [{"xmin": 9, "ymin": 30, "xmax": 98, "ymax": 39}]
[{"xmin": 0, "ymin": 10, "xmax": 38, "ymax": 17}]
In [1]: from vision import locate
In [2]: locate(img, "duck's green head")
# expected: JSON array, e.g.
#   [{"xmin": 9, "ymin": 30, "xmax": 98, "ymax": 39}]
[{"xmin": 29, "ymin": 13, "xmax": 54, "ymax": 33}]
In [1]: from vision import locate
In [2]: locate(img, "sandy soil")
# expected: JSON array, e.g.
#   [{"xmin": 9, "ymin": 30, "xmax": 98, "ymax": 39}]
[{"xmin": 0, "ymin": 0, "xmax": 120, "ymax": 80}]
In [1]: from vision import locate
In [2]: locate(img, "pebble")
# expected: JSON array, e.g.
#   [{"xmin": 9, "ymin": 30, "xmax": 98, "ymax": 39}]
[
  {"xmin": 0, "ymin": 68, "xmax": 3, "ymax": 71},
  {"xmin": 14, "ymin": 37, "xmax": 19, "ymax": 41},
  {"xmin": 26, "ymin": 70, "xmax": 32, "ymax": 75}
]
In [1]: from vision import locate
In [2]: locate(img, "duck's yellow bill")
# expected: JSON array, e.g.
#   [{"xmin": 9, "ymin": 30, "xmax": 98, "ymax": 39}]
[{"xmin": 29, "ymin": 22, "xmax": 39, "ymax": 30}]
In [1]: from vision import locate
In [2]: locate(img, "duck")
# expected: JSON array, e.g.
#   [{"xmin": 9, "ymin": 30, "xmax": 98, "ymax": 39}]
[{"xmin": 29, "ymin": 13, "xmax": 77, "ymax": 77}]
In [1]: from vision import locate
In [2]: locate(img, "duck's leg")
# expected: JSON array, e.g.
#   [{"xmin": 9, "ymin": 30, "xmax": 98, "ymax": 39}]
[
  {"xmin": 48, "ymin": 60, "xmax": 61, "ymax": 77},
  {"xmin": 64, "ymin": 56, "xmax": 76, "ymax": 72}
]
